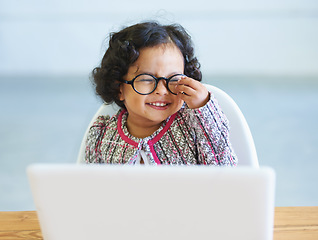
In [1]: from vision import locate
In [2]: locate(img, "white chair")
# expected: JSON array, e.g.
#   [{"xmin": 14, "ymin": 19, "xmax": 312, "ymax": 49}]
[{"xmin": 77, "ymin": 84, "xmax": 259, "ymax": 167}]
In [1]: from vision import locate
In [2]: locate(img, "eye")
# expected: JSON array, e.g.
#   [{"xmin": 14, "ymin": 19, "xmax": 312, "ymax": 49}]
[
  {"xmin": 135, "ymin": 78, "xmax": 155, "ymax": 84},
  {"xmin": 134, "ymin": 75, "xmax": 155, "ymax": 85},
  {"xmin": 169, "ymin": 75, "xmax": 183, "ymax": 85}
]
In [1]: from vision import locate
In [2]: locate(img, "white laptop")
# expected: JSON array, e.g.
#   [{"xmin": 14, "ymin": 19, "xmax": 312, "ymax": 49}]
[{"xmin": 27, "ymin": 164, "xmax": 275, "ymax": 240}]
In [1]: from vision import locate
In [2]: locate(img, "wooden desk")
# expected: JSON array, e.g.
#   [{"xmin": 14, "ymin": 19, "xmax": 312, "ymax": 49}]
[
  {"xmin": 0, "ymin": 211, "xmax": 41, "ymax": 239},
  {"xmin": 274, "ymin": 207, "xmax": 318, "ymax": 240},
  {"xmin": 0, "ymin": 207, "xmax": 317, "ymax": 240}
]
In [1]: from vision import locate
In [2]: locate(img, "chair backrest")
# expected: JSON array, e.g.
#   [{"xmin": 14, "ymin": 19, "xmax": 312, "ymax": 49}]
[{"xmin": 77, "ymin": 84, "xmax": 259, "ymax": 167}]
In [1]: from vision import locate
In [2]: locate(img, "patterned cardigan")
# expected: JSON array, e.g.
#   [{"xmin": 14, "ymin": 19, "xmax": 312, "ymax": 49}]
[{"xmin": 85, "ymin": 93, "xmax": 237, "ymax": 166}]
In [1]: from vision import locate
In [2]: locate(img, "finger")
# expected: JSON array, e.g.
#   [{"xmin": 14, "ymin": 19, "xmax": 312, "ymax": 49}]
[
  {"xmin": 175, "ymin": 77, "xmax": 195, "ymax": 94},
  {"xmin": 177, "ymin": 76, "xmax": 201, "ymax": 91},
  {"xmin": 177, "ymin": 91, "xmax": 191, "ymax": 102},
  {"xmin": 176, "ymin": 84, "xmax": 196, "ymax": 96}
]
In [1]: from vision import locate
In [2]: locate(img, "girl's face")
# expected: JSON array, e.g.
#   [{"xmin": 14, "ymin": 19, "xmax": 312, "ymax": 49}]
[{"xmin": 119, "ymin": 43, "xmax": 185, "ymax": 137}]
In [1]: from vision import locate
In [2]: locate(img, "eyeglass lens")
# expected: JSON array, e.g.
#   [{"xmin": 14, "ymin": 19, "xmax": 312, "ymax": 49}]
[{"xmin": 133, "ymin": 74, "xmax": 182, "ymax": 94}]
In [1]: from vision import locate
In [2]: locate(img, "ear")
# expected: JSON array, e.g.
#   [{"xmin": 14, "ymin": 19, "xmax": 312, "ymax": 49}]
[{"xmin": 118, "ymin": 84, "xmax": 125, "ymax": 101}]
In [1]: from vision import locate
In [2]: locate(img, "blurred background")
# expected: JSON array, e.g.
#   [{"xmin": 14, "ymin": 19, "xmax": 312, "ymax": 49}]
[{"xmin": 0, "ymin": 0, "xmax": 317, "ymax": 210}]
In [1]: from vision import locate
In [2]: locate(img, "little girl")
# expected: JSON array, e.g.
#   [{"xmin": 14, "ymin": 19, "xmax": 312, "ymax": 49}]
[{"xmin": 85, "ymin": 21, "xmax": 237, "ymax": 166}]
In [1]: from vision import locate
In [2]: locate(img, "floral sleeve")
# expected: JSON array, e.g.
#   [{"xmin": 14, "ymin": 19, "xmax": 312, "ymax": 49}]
[
  {"xmin": 85, "ymin": 115, "xmax": 110, "ymax": 164},
  {"xmin": 188, "ymin": 92, "xmax": 237, "ymax": 166}
]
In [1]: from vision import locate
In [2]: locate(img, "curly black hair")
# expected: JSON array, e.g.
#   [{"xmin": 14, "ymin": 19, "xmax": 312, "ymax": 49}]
[{"xmin": 92, "ymin": 21, "xmax": 202, "ymax": 108}]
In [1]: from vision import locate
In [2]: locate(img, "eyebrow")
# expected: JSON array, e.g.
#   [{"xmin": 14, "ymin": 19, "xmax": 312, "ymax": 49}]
[
  {"xmin": 134, "ymin": 70, "xmax": 183, "ymax": 77},
  {"xmin": 133, "ymin": 65, "xmax": 140, "ymax": 74}
]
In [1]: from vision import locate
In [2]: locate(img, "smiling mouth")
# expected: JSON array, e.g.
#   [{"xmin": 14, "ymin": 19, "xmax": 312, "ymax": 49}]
[{"xmin": 148, "ymin": 102, "xmax": 169, "ymax": 107}]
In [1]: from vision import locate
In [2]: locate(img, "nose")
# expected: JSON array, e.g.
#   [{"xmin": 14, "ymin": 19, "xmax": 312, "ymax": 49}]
[{"xmin": 155, "ymin": 79, "xmax": 169, "ymax": 95}]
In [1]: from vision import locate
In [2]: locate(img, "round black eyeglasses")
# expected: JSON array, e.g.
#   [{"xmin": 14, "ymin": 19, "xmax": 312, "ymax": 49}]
[{"xmin": 119, "ymin": 73, "xmax": 184, "ymax": 95}]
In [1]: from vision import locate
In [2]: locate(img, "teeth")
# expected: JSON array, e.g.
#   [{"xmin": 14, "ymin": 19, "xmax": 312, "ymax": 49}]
[{"xmin": 149, "ymin": 102, "xmax": 167, "ymax": 107}]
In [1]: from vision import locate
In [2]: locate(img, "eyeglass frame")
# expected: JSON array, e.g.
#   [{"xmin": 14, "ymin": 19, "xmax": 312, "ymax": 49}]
[{"xmin": 119, "ymin": 73, "xmax": 185, "ymax": 95}]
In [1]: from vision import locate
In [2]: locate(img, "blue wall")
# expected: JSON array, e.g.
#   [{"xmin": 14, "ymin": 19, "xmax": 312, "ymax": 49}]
[{"xmin": 1, "ymin": 0, "xmax": 317, "ymax": 77}]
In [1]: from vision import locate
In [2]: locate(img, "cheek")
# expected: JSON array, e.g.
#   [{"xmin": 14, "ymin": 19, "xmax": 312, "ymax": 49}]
[
  {"xmin": 124, "ymin": 92, "xmax": 148, "ymax": 107},
  {"xmin": 174, "ymin": 98, "xmax": 184, "ymax": 109},
  {"xmin": 119, "ymin": 85, "xmax": 139, "ymax": 102}
]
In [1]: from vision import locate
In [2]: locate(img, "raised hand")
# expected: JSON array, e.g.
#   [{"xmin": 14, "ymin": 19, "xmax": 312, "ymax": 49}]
[{"xmin": 175, "ymin": 76, "xmax": 210, "ymax": 109}]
